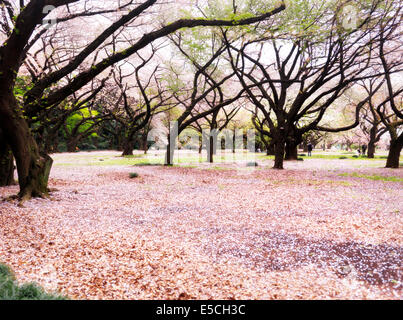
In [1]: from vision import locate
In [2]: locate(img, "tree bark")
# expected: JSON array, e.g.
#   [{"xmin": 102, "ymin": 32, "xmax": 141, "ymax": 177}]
[
  {"xmin": 367, "ymin": 141, "xmax": 376, "ymax": 158},
  {"xmin": 367, "ymin": 124, "xmax": 378, "ymax": 158},
  {"xmin": 122, "ymin": 139, "xmax": 134, "ymax": 156},
  {"xmin": 0, "ymin": 129, "xmax": 15, "ymax": 186},
  {"xmin": 0, "ymin": 93, "xmax": 53, "ymax": 200},
  {"xmin": 273, "ymin": 140, "xmax": 285, "ymax": 169},
  {"xmin": 208, "ymin": 136, "xmax": 214, "ymax": 163},
  {"xmin": 165, "ymin": 134, "xmax": 174, "ymax": 166},
  {"xmin": 386, "ymin": 135, "xmax": 402, "ymax": 168},
  {"xmin": 284, "ymin": 134, "xmax": 301, "ymax": 160},
  {"xmin": 142, "ymin": 134, "xmax": 148, "ymax": 155},
  {"xmin": 284, "ymin": 142, "xmax": 298, "ymax": 160}
]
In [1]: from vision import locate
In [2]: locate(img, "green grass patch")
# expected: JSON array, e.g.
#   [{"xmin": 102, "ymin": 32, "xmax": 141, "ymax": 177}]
[
  {"xmin": 339, "ymin": 172, "xmax": 403, "ymax": 182},
  {"xmin": 0, "ymin": 264, "xmax": 67, "ymax": 300},
  {"xmin": 206, "ymin": 166, "xmax": 233, "ymax": 171}
]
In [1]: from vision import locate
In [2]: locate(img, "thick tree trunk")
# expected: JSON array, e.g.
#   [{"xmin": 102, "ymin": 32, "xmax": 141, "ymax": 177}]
[
  {"xmin": 121, "ymin": 139, "xmax": 134, "ymax": 156},
  {"xmin": 285, "ymin": 133, "xmax": 301, "ymax": 160},
  {"xmin": 0, "ymin": 129, "xmax": 15, "ymax": 186},
  {"xmin": 386, "ymin": 136, "xmax": 402, "ymax": 168},
  {"xmin": 0, "ymin": 93, "xmax": 53, "ymax": 200},
  {"xmin": 273, "ymin": 140, "xmax": 285, "ymax": 169},
  {"xmin": 284, "ymin": 142, "xmax": 298, "ymax": 160}
]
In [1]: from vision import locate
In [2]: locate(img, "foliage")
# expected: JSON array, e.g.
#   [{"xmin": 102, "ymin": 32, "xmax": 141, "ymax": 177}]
[
  {"xmin": 64, "ymin": 107, "xmax": 99, "ymax": 138},
  {"xmin": 0, "ymin": 263, "xmax": 67, "ymax": 300},
  {"xmin": 129, "ymin": 172, "xmax": 139, "ymax": 179}
]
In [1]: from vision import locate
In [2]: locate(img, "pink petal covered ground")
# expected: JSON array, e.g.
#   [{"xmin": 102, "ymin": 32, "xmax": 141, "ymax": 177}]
[{"xmin": 0, "ymin": 151, "xmax": 402, "ymax": 299}]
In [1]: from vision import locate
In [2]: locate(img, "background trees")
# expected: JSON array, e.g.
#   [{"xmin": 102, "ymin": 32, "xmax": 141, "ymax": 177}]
[
  {"xmin": 0, "ymin": 0, "xmax": 401, "ymax": 201},
  {"xmin": 223, "ymin": 0, "xmax": 396, "ymax": 169},
  {"xmin": 0, "ymin": 0, "xmax": 285, "ymax": 200}
]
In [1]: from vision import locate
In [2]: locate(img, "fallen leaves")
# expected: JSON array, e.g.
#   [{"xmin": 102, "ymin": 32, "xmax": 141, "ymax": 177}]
[{"xmin": 0, "ymin": 151, "xmax": 402, "ymax": 300}]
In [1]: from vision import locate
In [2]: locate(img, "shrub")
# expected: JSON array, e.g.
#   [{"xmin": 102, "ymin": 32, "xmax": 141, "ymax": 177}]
[
  {"xmin": 246, "ymin": 162, "xmax": 258, "ymax": 167},
  {"xmin": 129, "ymin": 172, "xmax": 139, "ymax": 179},
  {"xmin": 0, "ymin": 263, "xmax": 67, "ymax": 300},
  {"xmin": 339, "ymin": 156, "xmax": 348, "ymax": 159}
]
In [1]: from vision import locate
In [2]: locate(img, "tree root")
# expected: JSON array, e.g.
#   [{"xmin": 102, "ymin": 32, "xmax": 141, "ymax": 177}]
[
  {"xmin": 2, "ymin": 187, "xmax": 58, "ymax": 207},
  {"xmin": 2, "ymin": 194, "xmax": 19, "ymax": 202}
]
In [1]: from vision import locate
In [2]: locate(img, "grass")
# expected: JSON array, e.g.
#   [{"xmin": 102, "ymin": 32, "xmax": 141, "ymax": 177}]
[
  {"xmin": 52, "ymin": 150, "xmax": 401, "ymax": 167},
  {"xmin": 206, "ymin": 166, "xmax": 233, "ymax": 171},
  {"xmin": 339, "ymin": 172, "xmax": 403, "ymax": 182},
  {"xmin": 0, "ymin": 263, "xmax": 67, "ymax": 300},
  {"xmin": 299, "ymin": 154, "xmax": 399, "ymax": 161}
]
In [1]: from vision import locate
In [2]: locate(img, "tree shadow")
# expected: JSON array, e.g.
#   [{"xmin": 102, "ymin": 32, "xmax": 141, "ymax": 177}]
[{"xmin": 204, "ymin": 229, "xmax": 402, "ymax": 289}]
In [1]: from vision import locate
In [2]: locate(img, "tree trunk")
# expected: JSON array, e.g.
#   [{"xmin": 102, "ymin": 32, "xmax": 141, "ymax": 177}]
[
  {"xmin": 367, "ymin": 141, "xmax": 376, "ymax": 158},
  {"xmin": 386, "ymin": 135, "xmax": 402, "ymax": 168},
  {"xmin": 284, "ymin": 133, "xmax": 301, "ymax": 160},
  {"xmin": 165, "ymin": 135, "xmax": 174, "ymax": 166},
  {"xmin": 208, "ymin": 135, "xmax": 214, "ymax": 163},
  {"xmin": 232, "ymin": 131, "xmax": 236, "ymax": 154},
  {"xmin": 266, "ymin": 142, "xmax": 275, "ymax": 155},
  {"xmin": 116, "ymin": 134, "xmax": 123, "ymax": 151},
  {"xmin": 142, "ymin": 134, "xmax": 148, "ymax": 155},
  {"xmin": 121, "ymin": 139, "xmax": 134, "ymax": 156},
  {"xmin": 284, "ymin": 142, "xmax": 298, "ymax": 160},
  {"xmin": 0, "ymin": 129, "xmax": 15, "ymax": 186},
  {"xmin": 273, "ymin": 140, "xmax": 285, "ymax": 169},
  {"xmin": 67, "ymin": 139, "xmax": 78, "ymax": 153},
  {"xmin": 367, "ymin": 125, "xmax": 377, "ymax": 158},
  {"xmin": 0, "ymin": 92, "xmax": 53, "ymax": 200}
]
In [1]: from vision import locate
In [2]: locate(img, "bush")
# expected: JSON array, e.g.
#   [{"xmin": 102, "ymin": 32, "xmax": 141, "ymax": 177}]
[
  {"xmin": 246, "ymin": 162, "xmax": 258, "ymax": 167},
  {"xmin": 0, "ymin": 263, "xmax": 67, "ymax": 300},
  {"xmin": 339, "ymin": 156, "xmax": 348, "ymax": 159},
  {"xmin": 129, "ymin": 172, "xmax": 139, "ymax": 179}
]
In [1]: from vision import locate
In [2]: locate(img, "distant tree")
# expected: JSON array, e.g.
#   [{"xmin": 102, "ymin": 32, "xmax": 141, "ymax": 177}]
[{"xmin": 223, "ymin": 0, "xmax": 395, "ymax": 169}]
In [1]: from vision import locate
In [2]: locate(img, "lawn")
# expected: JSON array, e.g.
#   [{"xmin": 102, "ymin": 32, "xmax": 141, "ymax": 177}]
[{"xmin": 0, "ymin": 150, "xmax": 401, "ymax": 299}]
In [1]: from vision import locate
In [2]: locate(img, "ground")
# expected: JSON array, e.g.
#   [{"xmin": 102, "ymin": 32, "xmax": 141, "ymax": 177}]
[{"xmin": 0, "ymin": 150, "xmax": 402, "ymax": 299}]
